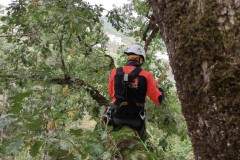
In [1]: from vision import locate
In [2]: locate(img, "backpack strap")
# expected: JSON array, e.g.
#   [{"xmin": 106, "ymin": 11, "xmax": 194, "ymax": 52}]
[
  {"xmin": 116, "ymin": 67, "xmax": 142, "ymax": 83},
  {"xmin": 116, "ymin": 67, "xmax": 124, "ymax": 77},
  {"xmin": 128, "ymin": 67, "xmax": 142, "ymax": 82},
  {"xmin": 116, "ymin": 67, "xmax": 142, "ymax": 101}
]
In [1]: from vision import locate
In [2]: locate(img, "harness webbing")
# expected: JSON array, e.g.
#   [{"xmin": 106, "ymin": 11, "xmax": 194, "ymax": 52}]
[
  {"xmin": 116, "ymin": 67, "xmax": 142, "ymax": 100},
  {"xmin": 116, "ymin": 67, "xmax": 142, "ymax": 83}
]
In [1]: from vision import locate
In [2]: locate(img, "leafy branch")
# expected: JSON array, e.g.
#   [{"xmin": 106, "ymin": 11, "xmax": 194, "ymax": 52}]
[
  {"xmin": 1, "ymin": 73, "xmax": 108, "ymax": 110},
  {"xmin": 0, "ymin": 32, "xmax": 38, "ymax": 37},
  {"xmin": 51, "ymin": 77, "xmax": 109, "ymax": 107}
]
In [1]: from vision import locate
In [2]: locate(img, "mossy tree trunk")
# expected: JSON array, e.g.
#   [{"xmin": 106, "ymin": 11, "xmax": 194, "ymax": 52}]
[{"xmin": 149, "ymin": 0, "xmax": 240, "ymax": 159}]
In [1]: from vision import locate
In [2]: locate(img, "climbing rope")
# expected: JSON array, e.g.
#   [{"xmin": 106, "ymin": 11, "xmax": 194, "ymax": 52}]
[{"xmin": 157, "ymin": 63, "xmax": 170, "ymax": 83}]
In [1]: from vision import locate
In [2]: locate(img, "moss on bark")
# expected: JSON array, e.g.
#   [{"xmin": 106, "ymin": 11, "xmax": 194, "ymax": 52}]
[{"xmin": 149, "ymin": 0, "xmax": 240, "ymax": 159}]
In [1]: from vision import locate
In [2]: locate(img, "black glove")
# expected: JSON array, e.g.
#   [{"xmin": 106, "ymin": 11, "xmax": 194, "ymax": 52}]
[{"xmin": 157, "ymin": 85, "xmax": 164, "ymax": 103}]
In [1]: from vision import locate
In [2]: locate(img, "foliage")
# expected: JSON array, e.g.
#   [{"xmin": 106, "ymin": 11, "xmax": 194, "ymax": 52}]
[
  {"xmin": 106, "ymin": 0, "xmax": 165, "ymax": 51},
  {"xmin": 0, "ymin": 0, "xmax": 192, "ymax": 159},
  {"xmin": 0, "ymin": 0, "xmax": 109, "ymax": 159}
]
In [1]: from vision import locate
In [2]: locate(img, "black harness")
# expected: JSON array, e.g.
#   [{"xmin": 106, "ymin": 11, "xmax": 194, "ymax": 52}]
[
  {"xmin": 116, "ymin": 67, "xmax": 142, "ymax": 104},
  {"xmin": 111, "ymin": 67, "xmax": 146, "ymax": 118},
  {"xmin": 103, "ymin": 67, "xmax": 146, "ymax": 138}
]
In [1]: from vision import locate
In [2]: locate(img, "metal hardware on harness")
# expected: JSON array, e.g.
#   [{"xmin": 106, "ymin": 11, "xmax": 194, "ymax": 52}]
[
  {"xmin": 124, "ymin": 74, "xmax": 128, "ymax": 82},
  {"xmin": 139, "ymin": 110, "xmax": 146, "ymax": 120},
  {"xmin": 105, "ymin": 106, "xmax": 112, "ymax": 118},
  {"xmin": 103, "ymin": 107, "xmax": 111, "ymax": 126},
  {"xmin": 103, "ymin": 104, "xmax": 116, "ymax": 126},
  {"xmin": 105, "ymin": 103, "xmax": 116, "ymax": 118},
  {"xmin": 119, "ymin": 102, "xmax": 128, "ymax": 108}
]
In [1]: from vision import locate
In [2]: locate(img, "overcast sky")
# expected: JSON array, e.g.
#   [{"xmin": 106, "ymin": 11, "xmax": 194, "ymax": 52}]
[
  {"xmin": 0, "ymin": 0, "xmax": 130, "ymax": 10},
  {"xmin": 0, "ymin": 0, "xmax": 11, "ymax": 6}
]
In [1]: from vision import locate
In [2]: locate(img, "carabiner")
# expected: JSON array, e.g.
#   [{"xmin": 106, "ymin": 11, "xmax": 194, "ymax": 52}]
[{"xmin": 139, "ymin": 110, "xmax": 146, "ymax": 120}]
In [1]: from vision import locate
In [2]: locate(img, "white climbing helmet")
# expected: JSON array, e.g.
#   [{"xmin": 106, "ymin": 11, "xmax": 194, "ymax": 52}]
[{"xmin": 124, "ymin": 44, "xmax": 146, "ymax": 60}]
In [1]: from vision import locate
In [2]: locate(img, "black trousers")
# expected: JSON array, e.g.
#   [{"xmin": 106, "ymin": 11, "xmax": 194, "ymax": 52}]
[{"xmin": 111, "ymin": 115, "xmax": 147, "ymax": 141}]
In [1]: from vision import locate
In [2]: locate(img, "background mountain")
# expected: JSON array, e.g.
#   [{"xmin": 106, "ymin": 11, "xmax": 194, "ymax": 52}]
[{"xmin": 102, "ymin": 16, "xmax": 135, "ymax": 53}]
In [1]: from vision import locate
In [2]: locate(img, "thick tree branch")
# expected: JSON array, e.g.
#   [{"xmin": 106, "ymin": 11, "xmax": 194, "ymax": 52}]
[
  {"xmin": 144, "ymin": 27, "xmax": 159, "ymax": 52},
  {"xmin": 142, "ymin": 15, "xmax": 156, "ymax": 41},
  {"xmin": 51, "ymin": 77, "xmax": 108, "ymax": 106},
  {"xmin": 104, "ymin": 54, "xmax": 115, "ymax": 69},
  {"xmin": 149, "ymin": 0, "xmax": 240, "ymax": 159},
  {"xmin": 142, "ymin": 14, "xmax": 159, "ymax": 52},
  {"xmin": 1, "ymin": 74, "xmax": 109, "ymax": 115},
  {"xmin": 52, "ymin": 77, "xmax": 108, "ymax": 116}
]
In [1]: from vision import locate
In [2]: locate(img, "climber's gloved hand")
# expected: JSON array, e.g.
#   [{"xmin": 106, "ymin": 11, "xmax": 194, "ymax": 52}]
[{"xmin": 157, "ymin": 84, "xmax": 164, "ymax": 103}]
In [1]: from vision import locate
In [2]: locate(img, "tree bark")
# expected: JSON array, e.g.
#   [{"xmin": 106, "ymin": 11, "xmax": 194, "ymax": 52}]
[{"xmin": 149, "ymin": 0, "xmax": 240, "ymax": 159}]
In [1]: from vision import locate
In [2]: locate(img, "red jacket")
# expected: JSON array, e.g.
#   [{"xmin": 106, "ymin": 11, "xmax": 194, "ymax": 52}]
[{"xmin": 108, "ymin": 65, "xmax": 163, "ymax": 104}]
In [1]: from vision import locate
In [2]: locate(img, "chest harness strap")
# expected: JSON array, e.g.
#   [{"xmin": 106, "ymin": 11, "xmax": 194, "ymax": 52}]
[{"xmin": 116, "ymin": 67, "xmax": 142, "ymax": 101}]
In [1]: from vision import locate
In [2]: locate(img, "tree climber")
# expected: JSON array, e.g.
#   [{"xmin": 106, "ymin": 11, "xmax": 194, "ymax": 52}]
[{"xmin": 105, "ymin": 44, "xmax": 164, "ymax": 141}]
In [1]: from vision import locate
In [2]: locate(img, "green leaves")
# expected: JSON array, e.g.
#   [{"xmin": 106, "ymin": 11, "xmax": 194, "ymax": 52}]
[
  {"xmin": 69, "ymin": 128, "xmax": 83, "ymax": 136},
  {"xmin": 159, "ymin": 139, "xmax": 169, "ymax": 151},
  {"xmin": 6, "ymin": 137, "xmax": 24, "ymax": 154},
  {"xmin": 9, "ymin": 91, "xmax": 32, "ymax": 103},
  {"xmin": 106, "ymin": 8, "xmax": 126, "ymax": 32},
  {"xmin": 29, "ymin": 141, "xmax": 43, "ymax": 157},
  {"xmin": 26, "ymin": 118, "xmax": 43, "ymax": 131},
  {"xmin": 0, "ymin": 16, "xmax": 7, "ymax": 21},
  {"xmin": 9, "ymin": 91, "xmax": 32, "ymax": 114}
]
